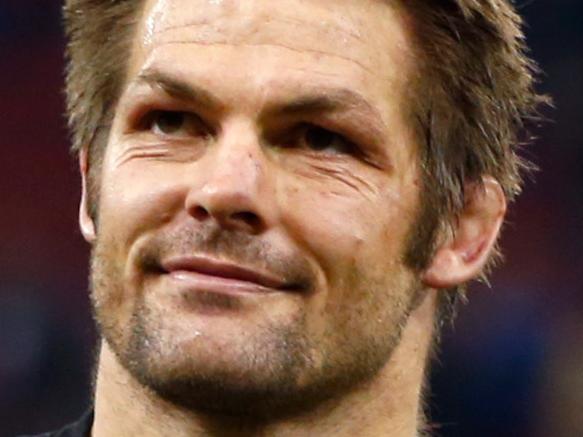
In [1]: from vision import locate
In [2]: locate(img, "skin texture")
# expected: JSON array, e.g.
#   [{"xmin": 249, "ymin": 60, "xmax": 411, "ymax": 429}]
[{"xmin": 81, "ymin": 0, "xmax": 506, "ymax": 435}]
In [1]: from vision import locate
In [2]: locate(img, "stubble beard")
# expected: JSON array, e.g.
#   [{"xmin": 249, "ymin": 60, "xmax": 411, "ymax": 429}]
[{"xmin": 89, "ymin": 224, "xmax": 423, "ymax": 422}]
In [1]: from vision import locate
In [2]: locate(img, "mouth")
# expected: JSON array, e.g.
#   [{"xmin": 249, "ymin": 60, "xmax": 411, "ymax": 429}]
[{"xmin": 160, "ymin": 255, "xmax": 298, "ymax": 292}]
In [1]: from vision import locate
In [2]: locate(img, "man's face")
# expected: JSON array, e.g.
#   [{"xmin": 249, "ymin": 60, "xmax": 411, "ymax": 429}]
[{"xmin": 89, "ymin": 0, "xmax": 424, "ymax": 416}]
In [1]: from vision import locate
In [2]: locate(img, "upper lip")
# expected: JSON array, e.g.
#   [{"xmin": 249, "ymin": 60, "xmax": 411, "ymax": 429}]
[{"xmin": 160, "ymin": 256, "xmax": 290, "ymax": 290}]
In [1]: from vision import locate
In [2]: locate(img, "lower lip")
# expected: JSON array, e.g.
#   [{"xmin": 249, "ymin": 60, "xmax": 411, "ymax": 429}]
[{"xmin": 166, "ymin": 270, "xmax": 280, "ymax": 296}]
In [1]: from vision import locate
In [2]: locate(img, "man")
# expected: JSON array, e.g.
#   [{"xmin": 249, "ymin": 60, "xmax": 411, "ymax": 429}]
[{"xmin": 28, "ymin": 0, "xmax": 543, "ymax": 435}]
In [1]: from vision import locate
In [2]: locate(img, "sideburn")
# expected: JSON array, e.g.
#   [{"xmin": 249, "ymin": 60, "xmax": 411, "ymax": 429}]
[
  {"xmin": 403, "ymin": 180, "xmax": 442, "ymax": 273},
  {"xmin": 85, "ymin": 127, "xmax": 110, "ymax": 227}
]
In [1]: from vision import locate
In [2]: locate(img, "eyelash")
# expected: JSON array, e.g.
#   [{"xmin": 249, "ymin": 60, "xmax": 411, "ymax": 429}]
[
  {"xmin": 134, "ymin": 110, "xmax": 204, "ymax": 135},
  {"xmin": 283, "ymin": 123, "xmax": 358, "ymax": 156}
]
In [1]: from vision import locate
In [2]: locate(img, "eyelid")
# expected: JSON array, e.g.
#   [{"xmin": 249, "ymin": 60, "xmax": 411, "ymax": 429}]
[
  {"xmin": 141, "ymin": 110, "xmax": 182, "ymax": 130},
  {"xmin": 305, "ymin": 124, "xmax": 355, "ymax": 151},
  {"xmin": 121, "ymin": 89, "xmax": 210, "ymax": 131},
  {"xmin": 295, "ymin": 122, "xmax": 389, "ymax": 170},
  {"xmin": 298, "ymin": 122, "xmax": 361, "ymax": 153},
  {"xmin": 130, "ymin": 108, "xmax": 210, "ymax": 138}
]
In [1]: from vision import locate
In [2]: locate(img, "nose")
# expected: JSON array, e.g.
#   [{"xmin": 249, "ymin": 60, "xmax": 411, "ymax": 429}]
[{"xmin": 184, "ymin": 123, "xmax": 274, "ymax": 234}]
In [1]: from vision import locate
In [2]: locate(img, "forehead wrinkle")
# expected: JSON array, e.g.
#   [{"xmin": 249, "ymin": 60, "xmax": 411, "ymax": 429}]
[
  {"xmin": 140, "ymin": 0, "xmax": 414, "ymax": 65},
  {"xmin": 284, "ymin": 67, "xmax": 346, "ymax": 80},
  {"xmin": 153, "ymin": 14, "xmax": 366, "ymax": 46},
  {"xmin": 142, "ymin": 8, "xmax": 384, "ymax": 71},
  {"xmin": 149, "ymin": 39, "xmax": 377, "ymax": 77}
]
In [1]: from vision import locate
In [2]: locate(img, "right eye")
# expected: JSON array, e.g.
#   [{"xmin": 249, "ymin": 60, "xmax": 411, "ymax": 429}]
[{"xmin": 142, "ymin": 110, "xmax": 208, "ymax": 138}]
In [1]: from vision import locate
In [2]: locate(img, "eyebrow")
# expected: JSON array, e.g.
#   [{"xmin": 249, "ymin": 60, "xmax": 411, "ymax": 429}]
[
  {"xmin": 264, "ymin": 89, "xmax": 385, "ymax": 129},
  {"xmin": 134, "ymin": 69, "xmax": 385, "ymax": 131},
  {"xmin": 136, "ymin": 69, "xmax": 224, "ymax": 112}
]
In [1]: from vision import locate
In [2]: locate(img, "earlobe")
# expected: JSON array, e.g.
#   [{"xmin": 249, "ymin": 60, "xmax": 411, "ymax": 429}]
[
  {"xmin": 79, "ymin": 148, "xmax": 96, "ymax": 243},
  {"xmin": 422, "ymin": 177, "xmax": 507, "ymax": 289}
]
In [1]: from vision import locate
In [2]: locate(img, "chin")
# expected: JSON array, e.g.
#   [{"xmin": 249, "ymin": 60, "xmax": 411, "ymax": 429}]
[{"xmin": 110, "ymin": 310, "xmax": 325, "ymax": 420}]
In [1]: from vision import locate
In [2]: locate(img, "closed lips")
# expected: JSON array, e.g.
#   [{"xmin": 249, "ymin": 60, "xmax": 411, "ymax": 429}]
[{"xmin": 161, "ymin": 256, "xmax": 290, "ymax": 290}]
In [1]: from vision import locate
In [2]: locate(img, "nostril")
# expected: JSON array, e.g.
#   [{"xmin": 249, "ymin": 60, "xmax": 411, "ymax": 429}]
[
  {"xmin": 191, "ymin": 205, "xmax": 210, "ymax": 221},
  {"xmin": 232, "ymin": 211, "xmax": 262, "ymax": 229},
  {"xmin": 189, "ymin": 206, "xmax": 261, "ymax": 230}
]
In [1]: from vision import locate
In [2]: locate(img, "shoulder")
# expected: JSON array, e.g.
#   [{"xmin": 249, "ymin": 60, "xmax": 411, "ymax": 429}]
[{"xmin": 15, "ymin": 410, "xmax": 93, "ymax": 437}]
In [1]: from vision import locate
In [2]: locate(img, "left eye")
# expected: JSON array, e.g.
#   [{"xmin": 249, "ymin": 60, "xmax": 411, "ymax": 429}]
[
  {"xmin": 299, "ymin": 125, "xmax": 354, "ymax": 155},
  {"xmin": 151, "ymin": 111, "xmax": 187, "ymax": 134},
  {"xmin": 144, "ymin": 110, "xmax": 207, "ymax": 137}
]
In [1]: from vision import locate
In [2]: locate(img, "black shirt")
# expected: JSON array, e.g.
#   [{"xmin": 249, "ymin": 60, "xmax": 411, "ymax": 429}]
[{"xmin": 17, "ymin": 410, "xmax": 93, "ymax": 437}]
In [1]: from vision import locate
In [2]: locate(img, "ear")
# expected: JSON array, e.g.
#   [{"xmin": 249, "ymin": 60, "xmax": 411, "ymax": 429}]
[
  {"xmin": 79, "ymin": 147, "xmax": 96, "ymax": 243},
  {"xmin": 422, "ymin": 176, "xmax": 507, "ymax": 289}
]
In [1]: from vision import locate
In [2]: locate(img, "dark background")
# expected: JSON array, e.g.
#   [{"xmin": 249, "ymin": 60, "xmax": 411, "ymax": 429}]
[{"xmin": 1, "ymin": 1, "xmax": 581, "ymax": 436}]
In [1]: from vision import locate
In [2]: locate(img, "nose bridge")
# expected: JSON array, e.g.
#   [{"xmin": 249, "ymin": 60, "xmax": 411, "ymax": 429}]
[
  {"xmin": 212, "ymin": 120, "xmax": 265, "ymax": 192},
  {"xmin": 186, "ymin": 118, "xmax": 275, "ymax": 231}
]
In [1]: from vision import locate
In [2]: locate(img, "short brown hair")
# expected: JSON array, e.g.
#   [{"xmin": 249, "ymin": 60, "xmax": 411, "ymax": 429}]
[
  {"xmin": 63, "ymin": 0, "xmax": 546, "ymax": 321},
  {"xmin": 400, "ymin": 0, "xmax": 546, "ymax": 323}
]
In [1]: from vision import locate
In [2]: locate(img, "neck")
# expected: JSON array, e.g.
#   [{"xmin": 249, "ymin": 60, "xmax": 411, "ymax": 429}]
[{"xmin": 92, "ymin": 290, "xmax": 437, "ymax": 437}]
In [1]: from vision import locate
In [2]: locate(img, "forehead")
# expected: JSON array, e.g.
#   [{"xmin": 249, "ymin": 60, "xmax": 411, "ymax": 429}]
[{"xmin": 132, "ymin": 0, "xmax": 416, "ymax": 97}]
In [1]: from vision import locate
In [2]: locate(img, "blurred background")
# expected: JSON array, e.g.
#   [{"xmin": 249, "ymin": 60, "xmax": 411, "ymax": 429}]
[{"xmin": 0, "ymin": 1, "xmax": 581, "ymax": 436}]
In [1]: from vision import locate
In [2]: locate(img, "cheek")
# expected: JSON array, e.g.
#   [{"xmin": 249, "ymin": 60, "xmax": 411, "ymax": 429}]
[
  {"xmin": 98, "ymin": 161, "xmax": 187, "ymax": 249},
  {"xmin": 277, "ymin": 166, "xmax": 421, "ymax": 336},
  {"xmin": 277, "ymin": 171, "xmax": 421, "ymax": 360},
  {"xmin": 91, "ymin": 237, "xmax": 132, "ymax": 341},
  {"xmin": 92, "ymin": 161, "xmax": 190, "ymax": 344},
  {"xmin": 278, "ymin": 170, "xmax": 418, "ymax": 273}
]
